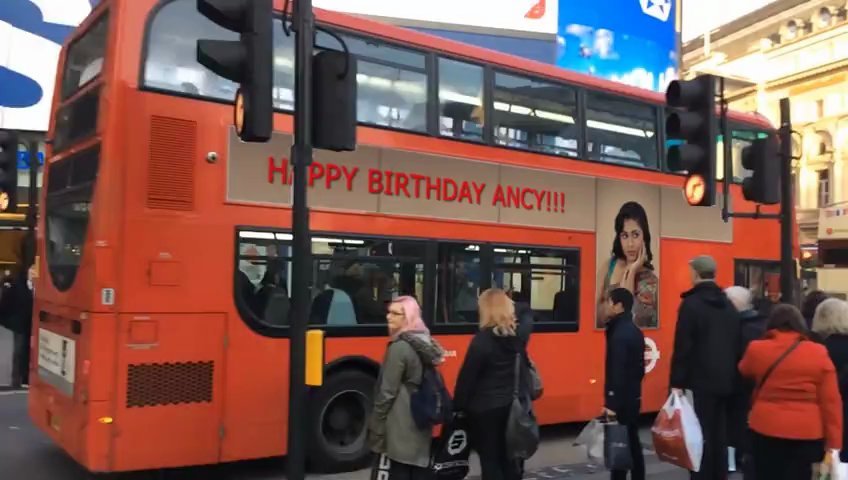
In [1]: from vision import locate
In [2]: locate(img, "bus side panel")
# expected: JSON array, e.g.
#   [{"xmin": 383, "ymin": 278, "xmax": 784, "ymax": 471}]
[
  {"xmin": 220, "ymin": 324, "xmax": 290, "ymax": 462},
  {"xmin": 112, "ymin": 313, "xmax": 225, "ymax": 471},
  {"xmin": 658, "ymin": 238, "xmax": 735, "ymax": 392}
]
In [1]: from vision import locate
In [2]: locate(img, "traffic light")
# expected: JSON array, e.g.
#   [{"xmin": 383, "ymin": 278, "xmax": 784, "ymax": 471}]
[
  {"xmin": 196, "ymin": 0, "xmax": 273, "ymax": 142},
  {"xmin": 312, "ymin": 50, "xmax": 357, "ymax": 152},
  {"xmin": 741, "ymin": 134, "xmax": 780, "ymax": 204},
  {"xmin": 665, "ymin": 74, "xmax": 717, "ymax": 207},
  {"xmin": 0, "ymin": 130, "xmax": 19, "ymax": 212}
]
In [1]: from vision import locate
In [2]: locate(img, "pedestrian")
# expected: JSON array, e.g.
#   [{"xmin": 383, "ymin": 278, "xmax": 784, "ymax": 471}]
[
  {"xmin": 367, "ymin": 296, "xmax": 446, "ymax": 480},
  {"xmin": 812, "ymin": 298, "xmax": 848, "ymax": 464},
  {"xmin": 739, "ymin": 304, "xmax": 842, "ymax": 480},
  {"xmin": 802, "ymin": 289, "xmax": 829, "ymax": 340},
  {"xmin": 602, "ymin": 287, "xmax": 645, "ymax": 480},
  {"xmin": 723, "ymin": 286, "xmax": 766, "ymax": 479},
  {"xmin": 669, "ymin": 255, "xmax": 741, "ymax": 480},
  {"xmin": 0, "ymin": 263, "xmax": 34, "ymax": 387},
  {"xmin": 454, "ymin": 288, "xmax": 532, "ymax": 480}
]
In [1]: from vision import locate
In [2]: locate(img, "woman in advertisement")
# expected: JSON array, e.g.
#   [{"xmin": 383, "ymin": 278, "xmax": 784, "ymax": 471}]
[{"xmin": 596, "ymin": 201, "xmax": 658, "ymax": 328}]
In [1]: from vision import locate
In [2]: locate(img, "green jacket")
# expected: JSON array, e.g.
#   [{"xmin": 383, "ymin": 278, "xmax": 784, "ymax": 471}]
[{"xmin": 368, "ymin": 331, "xmax": 445, "ymax": 467}]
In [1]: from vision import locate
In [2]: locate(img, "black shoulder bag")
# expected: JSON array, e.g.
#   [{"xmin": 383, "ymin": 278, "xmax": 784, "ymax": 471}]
[{"xmin": 753, "ymin": 337, "xmax": 803, "ymax": 401}]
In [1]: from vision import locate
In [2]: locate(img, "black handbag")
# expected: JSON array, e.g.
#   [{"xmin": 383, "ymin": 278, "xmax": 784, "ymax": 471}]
[
  {"xmin": 430, "ymin": 415, "xmax": 471, "ymax": 480},
  {"xmin": 603, "ymin": 422, "xmax": 633, "ymax": 471},
  {"xmin": 505, "ymin": 352, "xmax": 540, "ymax": 460}
]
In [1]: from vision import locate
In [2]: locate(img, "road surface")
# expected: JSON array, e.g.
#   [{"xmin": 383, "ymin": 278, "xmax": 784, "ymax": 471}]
[{"xmin": 0, "ymin": 390, "xmax": 730, "ymax": 479}]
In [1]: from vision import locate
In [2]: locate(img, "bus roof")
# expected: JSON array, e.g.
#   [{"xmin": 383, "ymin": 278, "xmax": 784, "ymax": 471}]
[{"xmin": 312, "ymin": 6, "xmax": 772, "ymax": 131}]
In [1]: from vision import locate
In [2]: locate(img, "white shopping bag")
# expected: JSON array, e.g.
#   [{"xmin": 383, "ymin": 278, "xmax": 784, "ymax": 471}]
[
  {"xmin": 815, "ymin": 450, "xmax": 847, "ymax": 479},
  {"xmin": 574, "ymin": 418, "xmax": 605, "ymax": 463},
  {"xmin": 651, "ymin": 391, "xmax": 703, "ymax": 472}
]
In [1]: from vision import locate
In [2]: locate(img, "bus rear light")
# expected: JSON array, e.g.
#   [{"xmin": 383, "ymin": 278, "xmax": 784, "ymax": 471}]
[{"xmin": 97, "ymin": 416, "xmax": 113, "ymax": 424}]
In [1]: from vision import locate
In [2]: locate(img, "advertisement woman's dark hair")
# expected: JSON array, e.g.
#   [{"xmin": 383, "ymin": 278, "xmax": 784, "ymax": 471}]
[{"xmin": 611, "ymin": 201, "xmax": 654, "ymax": 269}]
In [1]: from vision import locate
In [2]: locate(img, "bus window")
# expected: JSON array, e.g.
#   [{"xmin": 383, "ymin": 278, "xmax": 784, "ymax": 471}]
[
  {"xmin": 317, "ymin": 31, "xmax": 428, "ymax": 132},
  {"xmin": 491, "ymin": 246, "xmax": 579, "ymax": 328},
  {"xmin": 438, "ymin": 58, "xmax": 484, "ymax": 141},
  {"xmin": 143, "ymin": 0, "xmax": 295, "ymax": 109},
  {"xmin": 236, "ymin": 231, "xmax": 428, "ymax": 328},
  {"xmin": 236, "ymin": 231, "xmax": 291, "ymax": 326},
  {"xmin": 586, "ymin": 92, "xmax": 658, "ymax": 169},
  {"xmin": 310, "ymin": 237, "xmax": 425, "ymax": 326},
  {"xmin": 61, "ymin": 13, "xmax": 109, "ymax": 100},
  {"xmin": 45, "ymin": 146, "xmax": 100, "ymax": 291},
  {"xmin": 436, "ymin": 243, "xmax": 482, "ymax": 325},
  {"xmin": 492, "ymin": 72, "xmax": 579, "ymax": 157}
]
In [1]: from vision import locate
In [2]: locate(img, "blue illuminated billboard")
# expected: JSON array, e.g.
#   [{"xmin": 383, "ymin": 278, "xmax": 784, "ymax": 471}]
[{"xmin": 555, "ymin": 0, "xmax": 679, "ymax": 92}]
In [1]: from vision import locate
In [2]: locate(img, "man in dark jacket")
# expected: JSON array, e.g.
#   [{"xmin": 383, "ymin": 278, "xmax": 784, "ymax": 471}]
[
  {"xmin": 603, "ymin": 287, "xmax": 645, "ymax": 480},
  {"xmin": 670, "ymin": 255, "xmax": 742, "ymax": 480}
]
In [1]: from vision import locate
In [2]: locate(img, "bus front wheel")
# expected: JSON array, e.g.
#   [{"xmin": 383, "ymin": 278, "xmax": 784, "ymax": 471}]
[{"xmin": 307, "ymin": 369, "xmax": 375, "ymax": 473}]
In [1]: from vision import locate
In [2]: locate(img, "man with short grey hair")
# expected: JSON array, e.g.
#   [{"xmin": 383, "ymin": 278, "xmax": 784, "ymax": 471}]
[{"xmin": 670, "ymin": 255, "xmax": 742, "ymax": 480}]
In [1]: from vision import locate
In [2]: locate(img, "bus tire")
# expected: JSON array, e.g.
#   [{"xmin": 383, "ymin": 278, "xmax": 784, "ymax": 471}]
[{"xmin": 307, "ymin": 369, "xmax": 376, "ymax": 473}]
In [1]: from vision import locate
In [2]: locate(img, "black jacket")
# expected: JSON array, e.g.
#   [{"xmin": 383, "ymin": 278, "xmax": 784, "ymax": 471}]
[
  {"xmin": 454, "ymin": 327, "xmax": 527, "ymax": 414},
  {"xmin": 604, "ymin": 312, "xmax": 645, "ymax": 423},
  {"xmin": 670, "ymin": 281, "xmax": 742, "ymax": 395},
  {"xmin": 823, "ymin": 334, "xmax": 848, "ymax": 461},
  {"xmin": 0, "ymin": 270, "xmax": 32, "ymax": 335},
  {"xmin": 515, "ymin": 301, "xmax": 534, "ymax": 344},
  {"xmin": 728, "ymin": 309, "xmax": 767, "ymax": 448}
]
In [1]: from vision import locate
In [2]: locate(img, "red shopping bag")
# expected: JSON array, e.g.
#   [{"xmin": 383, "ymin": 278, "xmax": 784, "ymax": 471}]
[{"xmin": 651, "ymin": 391, "xmax": 703, "ymax": 472}]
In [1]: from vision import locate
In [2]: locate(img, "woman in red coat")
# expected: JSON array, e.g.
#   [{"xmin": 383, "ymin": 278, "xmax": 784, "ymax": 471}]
[{"xmin": 738, "ymin": 304, "xmax": 843, "ymax": 479}]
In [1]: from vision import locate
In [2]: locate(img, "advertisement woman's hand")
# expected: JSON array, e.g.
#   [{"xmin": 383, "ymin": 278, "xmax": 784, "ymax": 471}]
[{"xmin": 621, "ymin": 244, "xmax": 644, "ymax": 293}]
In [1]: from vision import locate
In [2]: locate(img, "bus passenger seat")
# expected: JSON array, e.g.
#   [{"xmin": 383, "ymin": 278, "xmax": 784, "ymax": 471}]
[{"xmin": 326, "ymin": 288, "xmax": 356, "ymax": 326}]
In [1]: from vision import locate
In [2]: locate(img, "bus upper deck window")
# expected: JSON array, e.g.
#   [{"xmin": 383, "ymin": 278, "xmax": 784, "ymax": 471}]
[{"xmin": 61, "ymin": 14, "xmax": 110, "ymax": 100}]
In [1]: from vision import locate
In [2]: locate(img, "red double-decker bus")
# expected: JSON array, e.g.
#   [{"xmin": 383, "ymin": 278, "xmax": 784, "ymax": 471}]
[{"xmin": 30, "ymin": 0, "xmax": 789, "ymax": 474}]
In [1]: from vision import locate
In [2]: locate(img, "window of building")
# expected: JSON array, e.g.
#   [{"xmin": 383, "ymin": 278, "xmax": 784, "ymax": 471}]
[
  {"xmin": 492, "ymin": 72, "xmax": 579, "ymax": 157},
  {"xmin": 143, "ymin": 0, "xmax": 295, "ymax": 109},
  {"xmin": 61, "ymin": 13, "xmax": 110, "ymax": 100},
  {"xmin": 586, "ymin": 93, "xmax": 658, "ymax": 168},
  {"xmin": 438, "ymin": 58, "xmax": 484, "ymax": 141},
  {"xmin": 491, "ymin": 246, "xmax": 579, "ymax": 327},
  {"xmin": 435, "ymin": 243, "xmax": 483, "ymax": 324},
  {"xmin": 317, "ymin": 32, "xmax": 428, "ymax": 132},
  {"xmin": 818, "ymin": 168, "xmax": 831, "ymax": 207}
]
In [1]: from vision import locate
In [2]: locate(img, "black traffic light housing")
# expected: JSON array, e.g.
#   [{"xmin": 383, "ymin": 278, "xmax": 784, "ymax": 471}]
[
  {"xmin": 312, "ymin": 50, "xmax": 357, "ymax": 152},
  {"xmin": 196, "ymin": 0, "xmax": 273, "ymax": 142},
  {"xmin": 665, "ymin": 74, "xmax": 717, "ymax": 206},
  {"xmin": 0, "ymin": 130, "xmax": 19, "ymax": 213},
  {"xmin": 742, "ymin": 134, "xmax": 781, "ymax": 205}
]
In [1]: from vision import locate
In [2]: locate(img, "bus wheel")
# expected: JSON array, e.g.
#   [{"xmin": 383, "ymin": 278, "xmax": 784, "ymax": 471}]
[{"xmin": 308, "ymin": 369, "xmax": 375, "ymax": 473}]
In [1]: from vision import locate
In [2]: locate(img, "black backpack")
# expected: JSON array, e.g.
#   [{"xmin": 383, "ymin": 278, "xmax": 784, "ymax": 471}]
[{"xmin": 409, "ymin": 354, "xmax": 453, "ymax": 430}]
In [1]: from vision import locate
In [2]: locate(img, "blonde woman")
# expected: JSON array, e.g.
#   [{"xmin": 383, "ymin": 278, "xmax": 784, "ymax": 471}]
[
  {"xmin": 813, "ymin": 298, "xmax": 848, "ymax": 463},
  {"xmin": 454, "ymin": 289, "xmax": 531, "ymax": 480},
  {"xmin": 367, "ymin": 296, "xmax": 445, "ymax": 478}
]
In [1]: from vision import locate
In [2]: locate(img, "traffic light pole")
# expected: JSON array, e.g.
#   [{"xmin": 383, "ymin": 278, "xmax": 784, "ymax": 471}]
[
  {"xmin": 718, "ymin": 88, "xmax": 796, "ymax": 305},
  {"xmin": 287, "ymin": 0, "xmax": 315, "ymax": 479},
  {"xmin": 778, "ymin": 98, "xmax": 795, "ymax": 306}
]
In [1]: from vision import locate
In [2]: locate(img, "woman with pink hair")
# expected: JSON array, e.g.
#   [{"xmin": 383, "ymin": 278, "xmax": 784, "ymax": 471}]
[{"xmin": 367, "ymin": 296, "xmax": 445, "ymax": 478}]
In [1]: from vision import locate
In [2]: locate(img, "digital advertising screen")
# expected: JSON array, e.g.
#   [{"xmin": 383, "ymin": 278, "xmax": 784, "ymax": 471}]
[{"xmin": 555, "ymin": 0, "xmax": 680, "ymax": 92}]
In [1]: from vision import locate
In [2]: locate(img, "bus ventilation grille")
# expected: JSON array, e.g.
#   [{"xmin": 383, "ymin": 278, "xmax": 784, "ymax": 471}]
[
  {"xmin": 126, "ymin": 361, "xmax": 213, "ymax": 408},
  {"xmin": 147, "ymin": 115, "xmax": 196, "ymax": 211}
]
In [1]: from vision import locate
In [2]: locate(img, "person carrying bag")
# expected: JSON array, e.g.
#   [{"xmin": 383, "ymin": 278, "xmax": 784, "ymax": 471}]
[{"xmin": 739, "ymin": 304, "xmax": 843, "ymax": 480}]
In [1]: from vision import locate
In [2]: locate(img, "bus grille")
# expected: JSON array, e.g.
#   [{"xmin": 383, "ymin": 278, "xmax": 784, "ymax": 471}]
[
  {"xmin": 126, "ymin": 361, "xmax": 213, "ymax": 408},
  {"xmin": 147, "ymin": 115, "xmax": 196, "ymax": 211}
]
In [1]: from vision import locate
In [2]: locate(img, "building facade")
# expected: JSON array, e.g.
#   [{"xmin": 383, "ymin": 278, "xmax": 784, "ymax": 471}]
[{"xmin": 683, "ymin": 0, "xmax": 848, "ymax": 287}]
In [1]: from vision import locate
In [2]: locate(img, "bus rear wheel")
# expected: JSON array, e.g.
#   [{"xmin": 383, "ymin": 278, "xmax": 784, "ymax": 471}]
[{"xmin": 307, "ymin": 369, "xmax": 375, "ymax": 473}]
